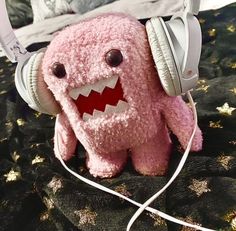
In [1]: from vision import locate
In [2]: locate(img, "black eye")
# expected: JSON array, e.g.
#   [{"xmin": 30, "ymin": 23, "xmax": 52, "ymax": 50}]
[
  {"xmin": 52, "ymin": 62, "xmax": 66, "ymax": 78},
  {"xmin": 105, "ymin": 49, "xmax": 123, "ymax": 67}
]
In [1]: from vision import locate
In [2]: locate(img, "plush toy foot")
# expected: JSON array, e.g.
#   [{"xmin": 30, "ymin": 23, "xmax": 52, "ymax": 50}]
[
  {"xmin": 130, "ymin": 133, "xmax": 172, "ymax": 176},
  {"xmin": 86, "ymin": 150, "xmax": 128, "ymax": 178}
]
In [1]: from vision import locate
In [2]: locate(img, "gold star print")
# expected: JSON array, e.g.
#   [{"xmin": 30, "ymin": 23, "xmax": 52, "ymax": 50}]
[
  {"xmin": 227, "ymin": 24, "xmax": 236, "ymax": 33},
  {"xmin": 209, "ymin": 120, "xmax": 223, "ymax": 128},
  {"xmin": 229, "ymin": 62, "xmax": 236, "ymax": 69},
  {"xmin": 208, "ymin": 28, "xmax": 216, "ymax": 37},
  {"xmin": 34, "ymin": 112, "xmax": 42, "ymax": 118},
  {"xmin": 196, "ymin": 80, "xmax": 209, "ymax": 93},
  {"xmin": 17, "ymin": 118, "xmax": 26, "ymax": 126},
  {"xmin": 47, "ymin": 177, "xmax": 63, "ymax": 194},
  {"xmin": 147, "ymin": 213, "xmax": 166, "ymax": 227},
  {"xmin": 4, "ymin": 169, "xmax": 21, "ymax": 182},
  {"xmin": 5, "ymin": 121, "xmax": 13, "ymax": 129},
  {"xmin": 0, "ymin": 138, "xmax": 7, "ymax": 143},
  {"xmin": 188, "ymin": 179, "xmax": 211, "ymax": 197},
  {"xmin": 114, "ymin": 183, "xmax": 132, "ymax": 198},
  {"xmin": 40, "ymin": 211, "xmax": 49, "ymax": 221},
  {"xmin": 1, "ymin": 200, "xmax": 9, "ymax": 208},
  {"xmin": 224, "ymin": 211, "xmax": 236, "ymax": 231},
  {"xmin": 0, "ymin": 90, "xmax": 7, "ymax": 95},
  {"xmin": 43, "ymin": 197, "xmax": 55, "ymax": 210},
  {"xmin": 229, "ymin": 140, "xmax": 236, "ymax": 145},
  {"xmin": 12, "ymin": 151, "xmax": 20, "ymax": 162},
  {"xmin": 217, "ymin": 155, "xmax": 234, "ymax": 170},
  {"xmin": 197, "ymin": 80, "xmax": 206, "ymax": 84},
  {"xmin": 230, "ymin": 88, "xmax": 236, "ymax": 95},
  {"xmin": 74, "ymin": 207, "xmax": 97, "ymax": 226},
  {"xmin": 231, "ymin": 217, "xmax": 236, "ymax": 231},
  {"xmin": 196, "ymin": 85, "xmax": 210, "ymax": 92},
  {"xmin": 199, "ymin": 18, "xmax": 206, "ymax": 24},
  {"xmin": 216, "ymin": 103, "xmax": 236, "ymax": 116},
  {"xmin": 30, "ymin": 143, "xmax": 41, "ymax": 148},
  {"xmin": 32, "ymin": 155, "xmax": 45, "ymax": 165},
  {"xmin": 180, "ymin": 216, "xmax": 202, "ymax": 231}
]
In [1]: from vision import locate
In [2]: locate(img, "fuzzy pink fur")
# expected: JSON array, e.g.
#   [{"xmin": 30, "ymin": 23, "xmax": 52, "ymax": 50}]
[{"xmin": 42, "ymin": 13, "xmax": 202, "ymax": 178}]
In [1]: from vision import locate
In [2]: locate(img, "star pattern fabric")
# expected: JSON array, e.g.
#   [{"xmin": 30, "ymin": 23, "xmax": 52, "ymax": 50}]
[{"xmin": 0, "ymin": 3, "xmax": 236, "ymax": 231}]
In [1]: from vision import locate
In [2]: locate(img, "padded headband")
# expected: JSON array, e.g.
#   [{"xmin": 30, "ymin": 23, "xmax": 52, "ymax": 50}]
[
  {"xmin": 184, "ymin": 0, "xmax": 200, "ymax": 15},
  {"xmin": 164, "ymin": 9, "xmax": 202, "ymax": 93},
  {"xmin": 146, "ymin": 0, "xmax": 201, "ymax": 95},
  {"xmin": 174, "ymin": 0, "xmax": 201, "ymax": 93}
]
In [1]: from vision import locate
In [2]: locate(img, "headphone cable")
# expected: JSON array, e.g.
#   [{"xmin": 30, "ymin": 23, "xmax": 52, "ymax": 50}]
[{"xmin": 55, "ymin": 91, "xmax": 215, "ymax": 231}]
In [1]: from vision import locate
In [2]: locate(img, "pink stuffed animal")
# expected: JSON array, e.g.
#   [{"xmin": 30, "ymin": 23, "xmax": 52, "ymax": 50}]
[{"xmin": 42, "ymin": 13, "xmax": 202, "ymax": 178}]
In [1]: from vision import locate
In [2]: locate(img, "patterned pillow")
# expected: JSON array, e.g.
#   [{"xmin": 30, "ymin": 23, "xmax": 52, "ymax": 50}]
[
  {"xmin": 30, "ymin": 0, "xmax": 73, "ymax": 23},
  {"xmin": 30, "ymin": 0, "xmax": 117, "ymax": 23},
  {"xmin": 6, "ymin": 0, "xmax": 33, "ymax": 28},
  {"xmin": 70, "ymin": 0, "xmax": 117, "ymax": 14}
]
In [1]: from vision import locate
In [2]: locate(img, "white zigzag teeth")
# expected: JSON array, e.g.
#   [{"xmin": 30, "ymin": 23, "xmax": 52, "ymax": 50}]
[
  {"xmin": 82, "ymin": 113, "xmax": 93, "ymax": 122},
  {"xmin": 104, "ymin": 100, "xmax": 129, "ymax": 115},
  {"xmin": 106, "ymin": 76, "xmax": 118, "ymax": 89},
  {"xmin": 103, "ymin": 104, "xmax": 115, "ymax": 114},
  {"xmin": 82, "ymin": 100, "xmax": 129, "ymax": 122},
  {"xmin": 69, "ymin": 75, "xmax": 119, "ymax": 100},
  {"xmin": 114, "ymin": 100, "xmax": 129, "ymax": 113},
  {"xmin": 92, "ymin": 109, "xmax": 104, "ymax": 119}
]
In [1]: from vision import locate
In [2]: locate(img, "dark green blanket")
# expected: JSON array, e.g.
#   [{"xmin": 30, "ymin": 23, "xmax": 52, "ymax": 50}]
[{"xmin": 0, "ymin": 4, "xmax": 236, "ymax": 231}]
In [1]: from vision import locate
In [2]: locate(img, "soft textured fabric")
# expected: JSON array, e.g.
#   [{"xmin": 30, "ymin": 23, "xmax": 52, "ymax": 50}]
[
  {"xmin": 0, "ymin": 3, "xmax": 236, "ymax": 231},
  {"xmin": 30, "ymin": 0, "xmax": 73, "ymax": 23},
  {"xmin": 42, "ymin": 13, "xmax": 202, "ymax": 178},
  {"xmin": 5, "ymin": 0, "xmax": 33, "ymax": 28},
  {"xmin": 1, "ymin": 0, "xmax": 235, "ymax": 57},
  {"xmin": 30, "ymin": 0, "xmax": 117, "ymax": 23},
  {"xmin": 70, "ymin": 0, "xmax": 117, "ymax": 14}
]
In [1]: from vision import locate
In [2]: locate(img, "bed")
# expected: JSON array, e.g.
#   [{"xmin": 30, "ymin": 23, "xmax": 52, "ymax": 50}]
[{"xmin": 0, "ymin": 1, "xmax": 235, "ymax": 230}]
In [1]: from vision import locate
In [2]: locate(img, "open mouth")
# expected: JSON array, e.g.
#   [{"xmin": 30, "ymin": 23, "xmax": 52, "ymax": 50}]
[{"xmin": 69, "ymin": 75, "xmax": 129, "ymax": 121}]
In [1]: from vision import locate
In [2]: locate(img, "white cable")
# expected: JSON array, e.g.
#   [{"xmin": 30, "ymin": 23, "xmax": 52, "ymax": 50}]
[
  {"xmin": 55, "ymin": 91, "xmax": 215, "ymax": 231},
  {"xmin": 127, "ymin": 91, "xmax": 213, "ymax": 231}
]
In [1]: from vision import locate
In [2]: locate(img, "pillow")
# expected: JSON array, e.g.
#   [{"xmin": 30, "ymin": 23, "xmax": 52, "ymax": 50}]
[
  {"xmin": 30, "ymin": 0, "xmax": 117, "ymax": 23},
  {"xmin": 70, "ymin": 0, "xmax": 117, "ymax": 14},
  {"xmin": 5, "ymin": 0, "xmax": 33, "ymax": 28},
  {"xmin": 30, "ymin": 0, "xmax": 73, "ymax": 23}
]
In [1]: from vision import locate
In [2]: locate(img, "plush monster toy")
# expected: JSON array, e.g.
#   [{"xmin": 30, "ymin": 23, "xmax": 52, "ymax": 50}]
[{"xmin": 42, "ymin": 13, "xmax": 202, "ymax": 178}]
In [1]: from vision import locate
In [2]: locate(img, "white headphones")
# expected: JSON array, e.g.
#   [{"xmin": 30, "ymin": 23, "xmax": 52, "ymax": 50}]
[
  {"xmin": 146, "ymin": 0, "xmax": 202, "ymax": 96},
  {"xmin": 0, "ymin": 0, "xmax": 61, "ymax": 115},
  {"xmin": 0, "ymin": 0, "xmax": 201, "ymax": 115},
  {"xmin": 0, "ymin": 1, "xmax": 213, "ymax": 231}
]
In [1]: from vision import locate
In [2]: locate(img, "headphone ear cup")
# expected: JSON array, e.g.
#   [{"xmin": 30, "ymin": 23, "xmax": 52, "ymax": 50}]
[
  {"xmin": 23, "ymin": 51, "xmax": 61, "ymax": 115},
  {"xmin": 146, "ymin": 17, "xmax": 182, "ymax": 96}
]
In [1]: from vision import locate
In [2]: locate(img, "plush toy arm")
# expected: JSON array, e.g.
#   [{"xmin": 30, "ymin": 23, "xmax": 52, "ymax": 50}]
[
  {"xmin": 161, "ymin": 96, "xmax": 202, "ymax": 151},
  {"xmin": 54, "ymin": 112, "xmax": 77, "ymax": 160}
]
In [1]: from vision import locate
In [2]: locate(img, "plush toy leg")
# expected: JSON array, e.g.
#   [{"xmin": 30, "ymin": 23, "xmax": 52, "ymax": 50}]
[
  {"xmin": 86, "ymin": 150, "xmax": 128, "ymax": 178},
  {"xmin": 130, "ymin": 132, "xmax": 172, "ymax": 176},
  {"xmin": 161, "ymin": 96, "xmax": 202, "ymax": 151},
  {"xmin": 54, "ymin": 113, "xmax": 77, "ymax": 161}
]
